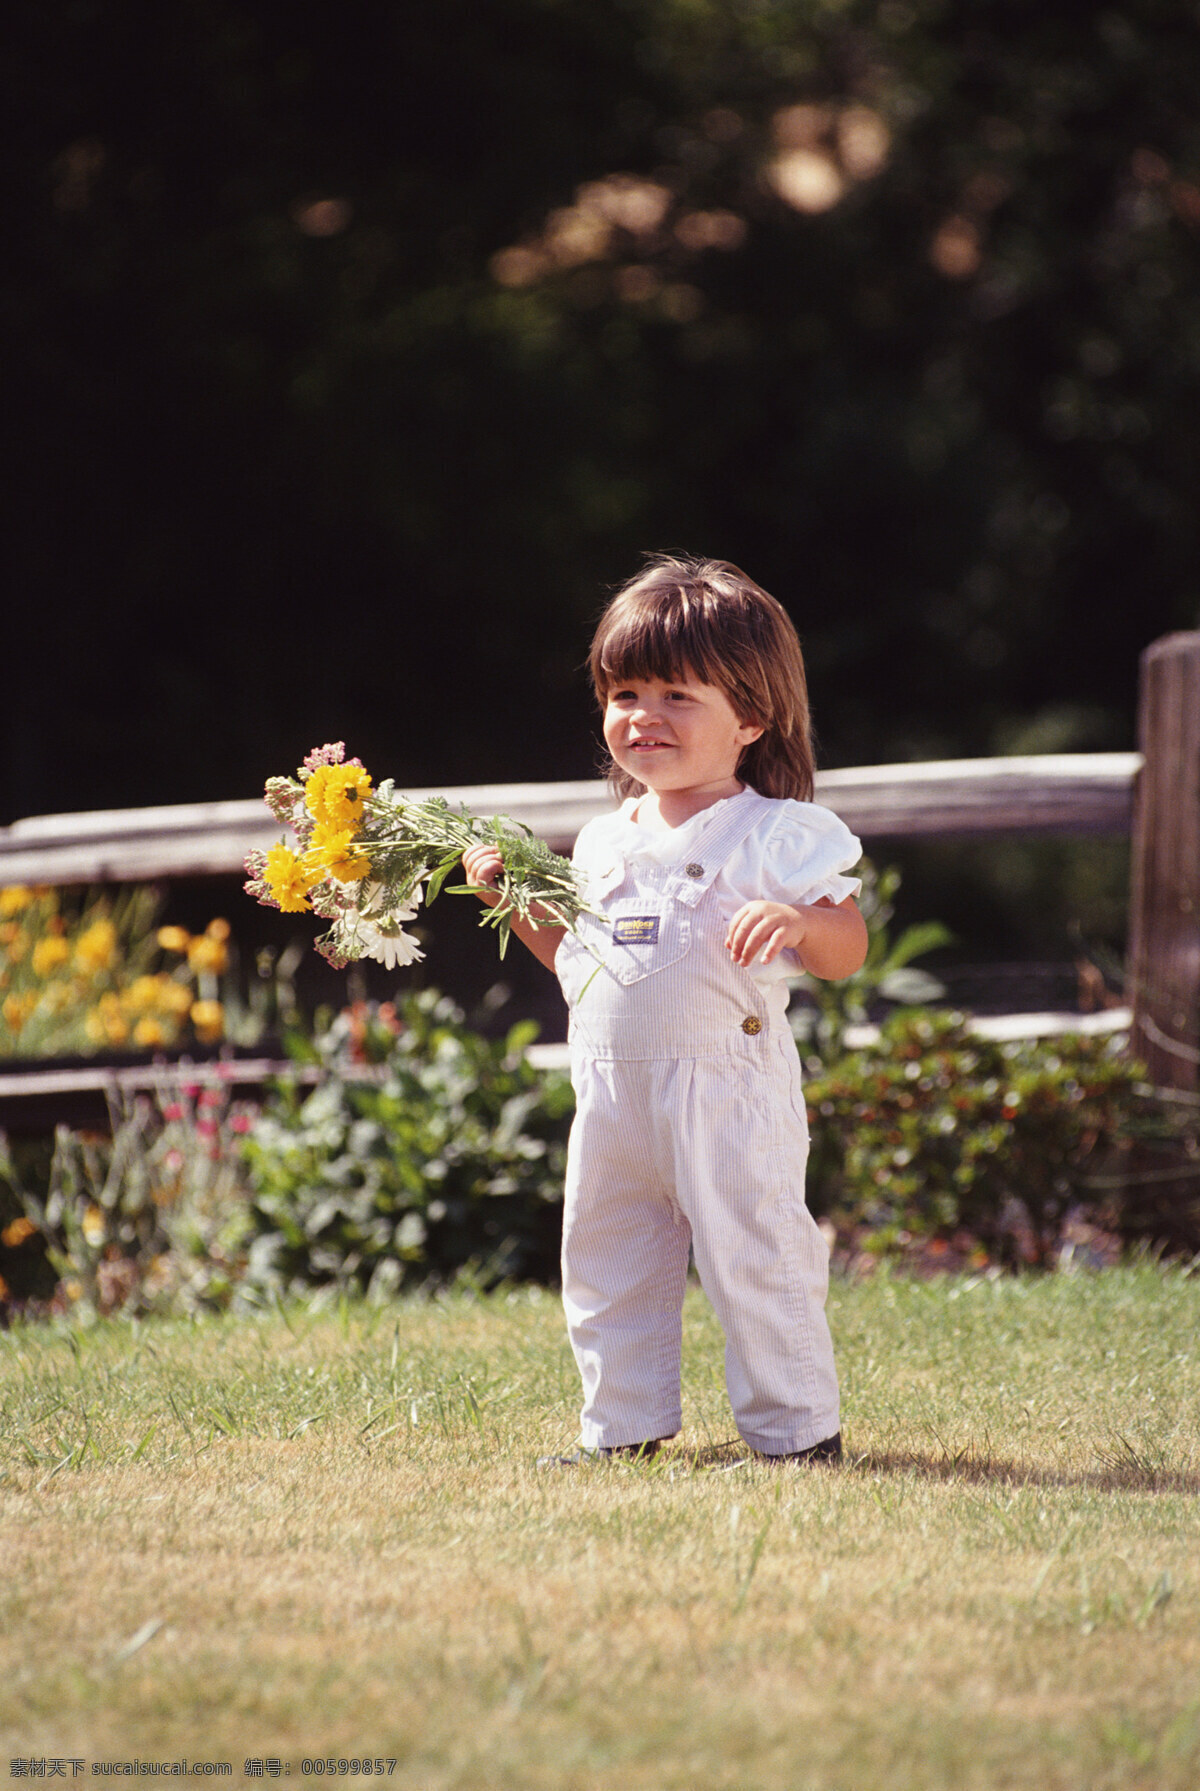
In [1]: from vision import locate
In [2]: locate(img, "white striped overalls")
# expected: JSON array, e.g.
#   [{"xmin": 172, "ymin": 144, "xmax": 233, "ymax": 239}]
[{"xmin": 555, "ymin": 792, "xmax": 840, "ymax": 1455}]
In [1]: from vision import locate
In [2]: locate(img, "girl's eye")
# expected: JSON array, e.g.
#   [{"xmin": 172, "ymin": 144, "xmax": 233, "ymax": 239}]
[{"xmin": 607, "ymin": 686, "xmax": 691, "ymax": 703}]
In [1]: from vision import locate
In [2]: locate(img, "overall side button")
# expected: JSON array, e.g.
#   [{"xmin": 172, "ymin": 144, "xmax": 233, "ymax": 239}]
[{"xmin": 741, "ymin": 1016, "xmax": 763, "ymax": 1036}]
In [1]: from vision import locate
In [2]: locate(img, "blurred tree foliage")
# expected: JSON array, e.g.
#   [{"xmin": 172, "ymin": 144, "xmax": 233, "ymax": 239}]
[{"xmin": 6, "ymin": 0, "xmax": 1199, "ymax": 824}]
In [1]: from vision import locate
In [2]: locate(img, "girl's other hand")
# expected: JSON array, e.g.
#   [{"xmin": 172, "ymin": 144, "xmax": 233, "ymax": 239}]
[
  {"xmin": 725, "ymin": 900, "xmax": 805, "ymax": 967},
  {"xmin": 462, "ymin": 842, "xmax": 505, "ymax": 891},
  {"xmin": 728, "ymin": 894, "xmax": 868, "ymax": 979}
]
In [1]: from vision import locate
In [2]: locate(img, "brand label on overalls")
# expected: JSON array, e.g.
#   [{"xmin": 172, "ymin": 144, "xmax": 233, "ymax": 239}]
[{"xmin": 612, "ymin": 915, "xmax": 659, "ymax": 944}]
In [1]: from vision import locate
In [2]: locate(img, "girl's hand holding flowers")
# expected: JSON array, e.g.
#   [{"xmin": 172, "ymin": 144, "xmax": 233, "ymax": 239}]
[
  {"xmin": 462, "ymin": 842, "xmax": 505, "ymax": 893},
  {"xmin": 245, "ymin": 743, "xmax": 595, "ymax": 971}
]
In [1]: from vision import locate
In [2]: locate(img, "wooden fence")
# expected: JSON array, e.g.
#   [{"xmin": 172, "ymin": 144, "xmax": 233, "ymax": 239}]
[
  {"xmin": 0, "ymin": 755, "xmax": 1143, "ymax": 887},
  {"xmin": 1, "ymin": 631, "xmax": 1197, "ymax": 1096}
]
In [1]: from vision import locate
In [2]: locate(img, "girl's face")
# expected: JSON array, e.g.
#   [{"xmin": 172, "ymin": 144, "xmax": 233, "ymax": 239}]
[{"xmin": 603, "ymin": 672, "xmax": 764, "ymax": 800}]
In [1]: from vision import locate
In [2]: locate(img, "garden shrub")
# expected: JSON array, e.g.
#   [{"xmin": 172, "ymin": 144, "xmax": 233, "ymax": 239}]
[
  {"xmin": 803, "ymin": 1009, "xmax": 1153, "ymax": 1266},
  {"xmin": 1, "ymin": 989, "xmax": 574, "ymax": 1318},
  {"xmin": 0, "ymin": 1078, "xmax": 258, "ymax": 1319},
  {"xmin": 239, "ymin": 990, "xmax": 574, "ymax": 1299},
  {"xmin": 5, "ymin": 973, "xmax": 1194, "ymax": 1324}
]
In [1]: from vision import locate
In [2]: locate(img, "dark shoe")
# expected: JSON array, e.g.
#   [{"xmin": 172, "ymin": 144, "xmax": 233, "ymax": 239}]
[
  {"xmin": 760, "ymin": 1431, "xmax": 842, "ymax": 1465},
  {"xmin": 537, "ymin": 1439, "xmax": 664, "ymax": 1469}
]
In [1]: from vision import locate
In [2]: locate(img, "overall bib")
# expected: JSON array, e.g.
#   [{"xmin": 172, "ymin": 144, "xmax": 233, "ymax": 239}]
[{"xmin": 556, "ymin": 793, "xmax": 840, "ymax": 1455}]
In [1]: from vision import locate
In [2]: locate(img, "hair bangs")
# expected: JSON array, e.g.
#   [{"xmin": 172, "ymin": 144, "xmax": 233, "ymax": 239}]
[{"xmin": 591, "ymin": 584, "xmax": 738, "ymax": 701}]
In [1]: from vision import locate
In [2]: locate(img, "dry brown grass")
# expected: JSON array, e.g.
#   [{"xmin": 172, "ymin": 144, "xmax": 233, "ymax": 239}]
[{"xmin": 2, "ymin": 1268, "xmax": 1198, "ymax": 1789}]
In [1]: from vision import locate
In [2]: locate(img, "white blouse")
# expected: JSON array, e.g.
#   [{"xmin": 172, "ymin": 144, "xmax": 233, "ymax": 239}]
[{"xmin": 572, "ymin": 785, "xmax": 863, "ymax": 986}]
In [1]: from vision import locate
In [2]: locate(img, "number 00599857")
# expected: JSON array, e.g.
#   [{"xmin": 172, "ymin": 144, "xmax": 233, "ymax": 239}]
[{"xmin": 300, "ymin": 1761, "xmax": 397, "ymax": 1776}]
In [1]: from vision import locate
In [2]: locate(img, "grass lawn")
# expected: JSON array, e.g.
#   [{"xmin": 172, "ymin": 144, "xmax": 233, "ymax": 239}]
[{"xmin": 2, "ymin": 1265, "xmax": 1198, "ymax": 1790}]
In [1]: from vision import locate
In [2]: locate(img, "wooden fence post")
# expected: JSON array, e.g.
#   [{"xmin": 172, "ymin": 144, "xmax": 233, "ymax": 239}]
[{"xmin": 1128, "ymin": 631, "xmax": 1200, "ymax": 1092}]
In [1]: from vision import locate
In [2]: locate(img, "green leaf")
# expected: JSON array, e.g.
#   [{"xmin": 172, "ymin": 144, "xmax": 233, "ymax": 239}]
[
  {"xmin": 879, "ymin": 922, "xmax": 956, "ymax": 974},
  {"xmin": 424, "ymin": 853, "xmax": 463, "ymax": 905}
]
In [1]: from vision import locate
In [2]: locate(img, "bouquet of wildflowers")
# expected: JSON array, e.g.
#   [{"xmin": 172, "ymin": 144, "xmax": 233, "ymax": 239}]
[{"xmin": 244, "ymin": 743, "xmax": 593, "ymax": 970}]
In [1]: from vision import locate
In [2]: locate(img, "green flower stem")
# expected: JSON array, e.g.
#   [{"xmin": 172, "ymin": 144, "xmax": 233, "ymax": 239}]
[{"xmin": 356, "ymin": 792, "xmax": 598, "ymax": 959}]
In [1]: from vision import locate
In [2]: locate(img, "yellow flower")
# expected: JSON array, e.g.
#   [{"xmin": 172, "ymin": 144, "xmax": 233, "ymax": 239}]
[
  {"xmin": 205, "ymin": 918, "xmax": 231, "ymax": 942},
  {"xmin": 133, "ymin": 1015, "xmax": 168, "ymax": 1048},
  {"xmin": 154, "ymin": 977, "xmax": 194, "ymax": 1018},
  {"xmin": 144, "ymin": 974, "xmax": 194, "ymax": 1017},
  {"xmin": 304, "ymin": 763, "xmax": 373, "ymax": 832},
  {"xmin": 81, "ymin": 1205, "xmax": 106, "ymax": 1247},
  {"xmin": 32, "ymin": 935, "xmax": 71, "ymax": 977},
  {"xmin": 190, "ymin": 999, "xmax": 224, "ymax": 1043},
  {"xmin": 2, "ymin": 992, "xmax": 37, "ymax": 1034},
  {"xmin": 1, "ymin": 1216, "xmax": 37, "ymax": 1247},
  {"xmin": 75, "ymin": 917, "xmax": 118, "ymax": 974},
  {"xmin": 156, "ymin": 925, "xmax": 191, "ymax": 954},
  {"xmin": 127, "ymin": 975, "xmax": 165, "ymax": 1012},
  {"xmin": 304, "ymin": 821, "xmax": 371, "ymax": 883},
  {"xmin": 187, "ymin": 932, "xmax": 229, "ymax": 975},
  {"xmin": 0, "ymin": 886, "xmax": 34, "ymax": 917},
  {"xmin": 85, "ymin": 991, "xmax": 128, "ymax": 1045},
  {"xmin": 1, "ymin": 924, "xmax": 29, "ymax": 962},
  {"xmin": 263, "ymin": 843, "xmax": 321, "ymax": 913}
]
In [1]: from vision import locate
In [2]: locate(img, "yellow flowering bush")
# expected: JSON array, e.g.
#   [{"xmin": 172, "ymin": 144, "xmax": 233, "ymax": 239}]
[{"xmin": 0, "ymin": 885, "xmax": 243, "ymax": 1059}]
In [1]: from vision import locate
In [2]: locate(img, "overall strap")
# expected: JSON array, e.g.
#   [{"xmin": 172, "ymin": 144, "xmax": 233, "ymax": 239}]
[{"xmin": 661, "ymin": 792, "xmax": 777, "ymax": 909}]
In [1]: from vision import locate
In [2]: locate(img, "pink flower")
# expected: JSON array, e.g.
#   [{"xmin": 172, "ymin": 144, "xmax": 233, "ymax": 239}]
[
  {"xmin": 299, "ymin": 742, "xmax": 362, "ymax": 777},
  {"xmin": 246, "ymin": 873, "xmax": 279, "ymax": 909},
  {"xmin": 196, "ymin": 1119, "xmax": 219, "ymax": 1140},
  {"xmin": 162, "ymin": 1102, "xmax": 185, "ymax": 1122}
]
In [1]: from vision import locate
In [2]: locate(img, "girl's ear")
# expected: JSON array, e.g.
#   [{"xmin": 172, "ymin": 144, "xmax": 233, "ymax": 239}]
[{"xmin": 736, "ymin": 720, "xmax": 765, "ymax": 745}]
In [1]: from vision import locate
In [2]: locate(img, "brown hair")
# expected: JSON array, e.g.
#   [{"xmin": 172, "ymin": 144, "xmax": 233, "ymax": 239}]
[{"xmin": 589, "ymin": 554, "xmax": 816, "ymax": 801}]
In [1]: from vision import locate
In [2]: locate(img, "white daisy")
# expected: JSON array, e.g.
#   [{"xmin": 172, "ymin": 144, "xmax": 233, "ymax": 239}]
[{"xmin": 351, "ymin": 914, "xmax": 425, "ymax": 969}]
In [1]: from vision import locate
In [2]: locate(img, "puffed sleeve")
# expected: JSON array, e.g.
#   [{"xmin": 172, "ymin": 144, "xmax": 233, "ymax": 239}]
[{"xmin": 754, "ymin": 800, "xmax": 863, "ymax": 906}]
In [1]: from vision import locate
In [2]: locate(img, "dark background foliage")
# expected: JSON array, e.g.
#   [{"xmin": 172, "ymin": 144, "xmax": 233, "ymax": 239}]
[{"xmin": 5, "ymin": 1, "xmax": 1198, "ymax": 971}]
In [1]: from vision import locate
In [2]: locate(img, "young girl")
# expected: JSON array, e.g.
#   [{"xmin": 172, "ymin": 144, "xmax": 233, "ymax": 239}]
[{"xmin": 463, "ymin": 555, "xmax": 867, "ymax": 1464}]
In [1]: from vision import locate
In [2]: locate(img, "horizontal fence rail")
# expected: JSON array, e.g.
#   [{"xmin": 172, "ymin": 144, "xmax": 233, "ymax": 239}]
[{"xmin": 0, "ymin": 753, "xmax": 1143, "ymax": 886}]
